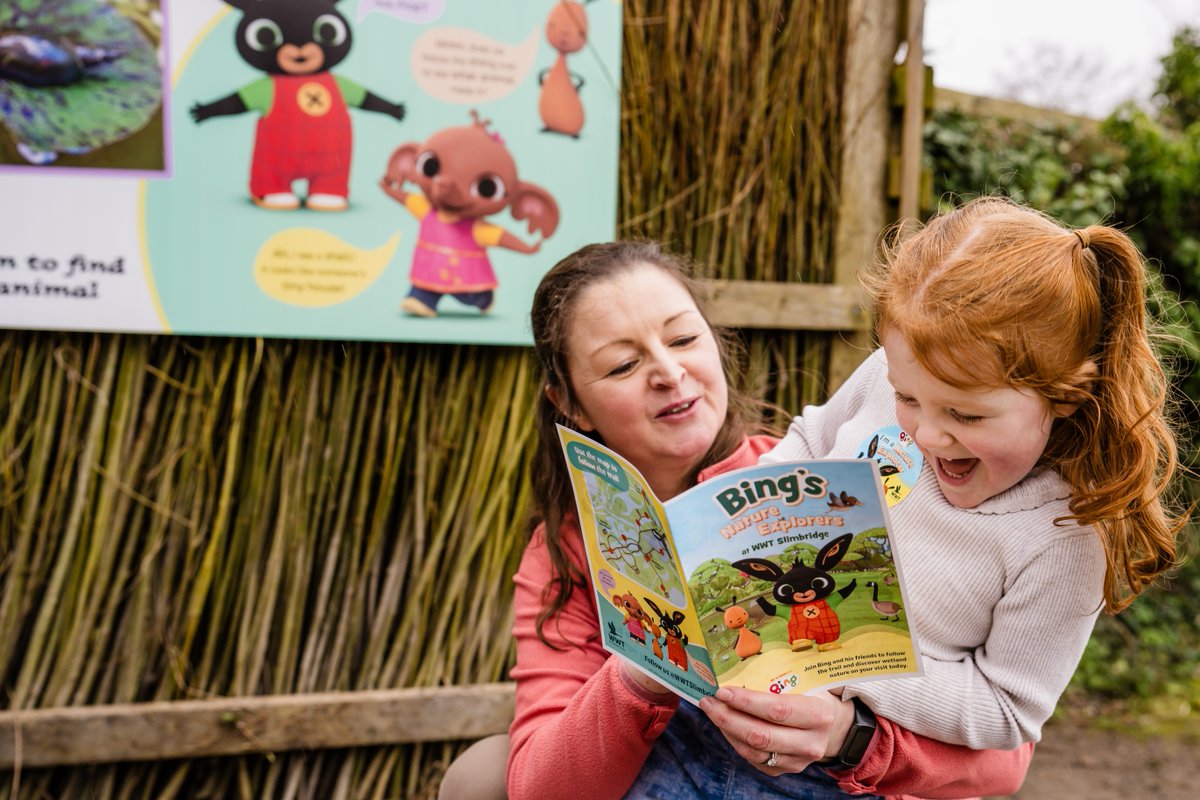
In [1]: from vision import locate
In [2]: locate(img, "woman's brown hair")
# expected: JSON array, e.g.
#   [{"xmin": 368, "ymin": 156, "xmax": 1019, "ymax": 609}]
[
  {"xmin": 861, "ymin": 196, "xmax": 1188, "ymax": 613},
  {"xmin": 528, "ymin": 240, "xmax": 768, "ymax": 643}
]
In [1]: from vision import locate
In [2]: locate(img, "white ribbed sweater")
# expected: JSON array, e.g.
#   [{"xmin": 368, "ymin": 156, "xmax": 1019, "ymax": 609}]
[{"xmin": 762, "ymin": 349, "xmax": 1106, "ymax": 750}]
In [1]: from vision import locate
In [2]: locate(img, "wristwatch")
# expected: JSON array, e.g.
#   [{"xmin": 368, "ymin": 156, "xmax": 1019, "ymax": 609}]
[{"xmin": 821, "ymin": 697, "xmax": 878, "ymax": 770}]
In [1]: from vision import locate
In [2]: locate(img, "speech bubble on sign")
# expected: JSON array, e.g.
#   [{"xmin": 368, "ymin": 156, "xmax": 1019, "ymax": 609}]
[
  {"xmin": 358, "ymin": 0, "xmax": 445, "ymax": 24},
  {"xmin": 411, "ymin": 26, "xmax": 539, "ymax": 104},
  {"xmin": 254, "ymin": 229, "xmax": 401, "ymax": 308}
]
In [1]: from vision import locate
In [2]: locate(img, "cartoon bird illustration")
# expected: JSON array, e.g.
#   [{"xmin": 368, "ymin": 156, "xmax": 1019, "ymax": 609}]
[
  {"xmin": 827, "ymin": 490, "xmax": 863, "ymax": 510},
  {"xmin": 865, "ymin": 580, "xmax": 902, "ymax": 621}
]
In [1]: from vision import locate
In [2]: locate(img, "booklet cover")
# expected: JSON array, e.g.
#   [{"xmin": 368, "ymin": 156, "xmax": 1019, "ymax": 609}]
[{"xmin": 557, "ymin": 425, "xmax": 922, "ymax": 704}]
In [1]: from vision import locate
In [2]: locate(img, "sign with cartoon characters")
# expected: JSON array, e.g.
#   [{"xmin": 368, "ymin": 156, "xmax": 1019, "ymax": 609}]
[{"xmin": 0, "ymin": 0, "xmax": 621, "ymax": 345}]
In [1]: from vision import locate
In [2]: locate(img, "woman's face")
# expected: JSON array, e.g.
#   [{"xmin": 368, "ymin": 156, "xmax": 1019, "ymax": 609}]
[{"xmin": 559, "ymin": 262, "xmax": 728, "ymax": 499}]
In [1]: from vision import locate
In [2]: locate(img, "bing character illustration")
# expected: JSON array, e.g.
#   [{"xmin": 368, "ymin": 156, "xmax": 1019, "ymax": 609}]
[
  {"xmin": 190, "ymin": 0, "xmax": 407, "ymax": 211},
  {"xmin": 380, "ymin": 111, "xmax": 560, "ymax": 317},
  {"xmin": 733, "ymin": 533, "xmax": 858, "ymax": 653},
  {"xmin": 612, "ymin": 592, "xmax": 659, "ymax": 649},
  {"xmin": 645, "ymin": 598, "xmax": 689, "ymax": 672},
  {"xmin": 716, "ymin": 597, "xmax": 762, "ymax": 661},
  {"xmin": 538, "ymin": 0, "xmax": 594, "ymax": 138}
]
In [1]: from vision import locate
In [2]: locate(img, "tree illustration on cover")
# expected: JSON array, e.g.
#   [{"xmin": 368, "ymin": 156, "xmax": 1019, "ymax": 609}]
[
  {"xmin": 586, "ymin": 476, "xmax": 686, "ymax": 606},
  {"xmin": 190, "ymin": 0, "xmax": 407, "ymax": 212},
  {"xmin": 0, "ymin": 0, "xmax": 162, "ymax": 165}
]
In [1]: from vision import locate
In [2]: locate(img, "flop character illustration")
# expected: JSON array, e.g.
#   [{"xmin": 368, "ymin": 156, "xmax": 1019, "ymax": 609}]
[
  {"xmin": 190, "ymin": 0, "xmax": 407, "ymax": 211},
  {"xmin": 538, "ymin": 0, "xmax": 593, "ymax": 137},
  {"xmin": 716, "ymin": 597, "xmax": 762, "ymax": 661},
  {"xmin": 380, "ymin": 111, "xmax": 560, "ymax": 317},
  {"xmin": 733, "ymin": 533, "xmax": 858, "ymax": 653}
]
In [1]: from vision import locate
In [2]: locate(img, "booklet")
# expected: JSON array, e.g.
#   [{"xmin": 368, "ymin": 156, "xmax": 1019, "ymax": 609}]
[{"xmin": 557, "ymin": 425, "xmax": 922, "ymax": 703}]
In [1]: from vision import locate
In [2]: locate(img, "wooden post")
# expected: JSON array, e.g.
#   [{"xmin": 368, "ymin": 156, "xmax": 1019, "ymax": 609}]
[
  {"xmin": 830, "ymin": 0, "xmax": 903, "ymax": 392},
  {"xmin": 899, "ymin": 0, "xmax": 927, "ymax": 223}
]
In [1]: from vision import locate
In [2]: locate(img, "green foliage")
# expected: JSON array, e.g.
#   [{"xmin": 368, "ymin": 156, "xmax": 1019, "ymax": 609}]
[
  {"xmin": 925, "ymin": 108, "xmax": 1127, "ymax": 227},
  {"xmin": 1154, "ymin": 27, "xmax": 1200, "ymax": 130}
]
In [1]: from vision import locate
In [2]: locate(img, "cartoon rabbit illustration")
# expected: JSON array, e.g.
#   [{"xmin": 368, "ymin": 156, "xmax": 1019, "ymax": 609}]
[
  {"xmin": 732, "ymin": 533, "xmax": 858, "ymax": 653},
  {"xmin": 644, "ymin": 598, "xmax": 689, "ymax": 672},
  {"xmin": 191, "ymin": 0, "xmax": 407, "ymax": 211},
  {"xmin": 715, "ymin": 597, "xmax": 762, "ymax": 660},
  {"xmin": 380, "ymin": 111, "xmax": 559, "ymax": 317}
]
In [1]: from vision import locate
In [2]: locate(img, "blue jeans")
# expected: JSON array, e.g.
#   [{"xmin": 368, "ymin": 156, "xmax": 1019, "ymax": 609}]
[{"xmin": 624, "ymin": 702, "xmax": 878, "ymax": 800}]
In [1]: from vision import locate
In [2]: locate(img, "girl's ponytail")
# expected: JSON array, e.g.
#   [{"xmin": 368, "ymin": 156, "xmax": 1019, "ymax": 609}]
[{"xmin": 1060, "ymin": 224, "xmax": 1183, "ymax": 612}]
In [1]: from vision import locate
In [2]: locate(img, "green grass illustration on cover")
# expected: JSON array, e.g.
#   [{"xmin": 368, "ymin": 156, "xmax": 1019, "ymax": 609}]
[{"xmin": 558, "ymin": 425, "xmax": 923, "ymax": 704}]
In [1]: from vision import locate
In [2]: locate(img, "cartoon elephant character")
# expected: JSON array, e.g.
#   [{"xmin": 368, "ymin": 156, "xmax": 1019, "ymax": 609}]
[
  {"xmin": 190, "ymin": 0, "xmax": 407, "ymax": 211},
  {"xmin": 612, "ymin": 592, "xmax": 659, "ymax": 648},
  {"xmin": 380, "ymin": 110, "xmax": 560, "ymax": 317}
]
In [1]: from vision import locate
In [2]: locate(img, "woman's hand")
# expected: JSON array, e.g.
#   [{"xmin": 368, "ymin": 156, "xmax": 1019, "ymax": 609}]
[{"xmin": 698, "ymin": 686, "xmax": 856, "ymax": 775}]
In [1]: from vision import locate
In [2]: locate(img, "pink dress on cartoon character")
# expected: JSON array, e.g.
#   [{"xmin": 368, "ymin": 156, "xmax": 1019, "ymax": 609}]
[{"xmin": 405, "ymin": 196, "xmax": 502, "ymax": 294}]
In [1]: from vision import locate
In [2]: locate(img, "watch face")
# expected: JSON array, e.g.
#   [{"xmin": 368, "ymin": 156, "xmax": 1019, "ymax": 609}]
[{"xmin": 840, "ymin": 699, "xmax": 877, "ymax": 767}]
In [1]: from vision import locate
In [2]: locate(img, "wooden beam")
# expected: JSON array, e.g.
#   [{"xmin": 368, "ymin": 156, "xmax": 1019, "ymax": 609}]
[
  {"xmin": 934, "ymin": 87, "xmax": 1100, "ymax": 131},
  {"xmin": 0, "ymin": 683, "xmax": 515, "ymax": 769},
  {"xmin": 700, "ymin": 280, "xmax": 870, "ymax": 332},
  {"xmin": 829, "ymin": 0, "xmax": 901, "ymax": 391}
]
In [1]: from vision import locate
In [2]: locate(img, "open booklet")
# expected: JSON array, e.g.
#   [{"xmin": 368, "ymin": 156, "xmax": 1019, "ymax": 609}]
[{"xmin": 557, "ymin": 425, "xmax": 923, "ymax": 703}]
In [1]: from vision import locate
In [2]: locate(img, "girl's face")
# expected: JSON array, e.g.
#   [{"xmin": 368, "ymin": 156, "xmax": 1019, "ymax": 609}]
[
  {"xmin": 882, "ymin": 329, "xmax": 1058, "ymax": 509},
  {"xmin": 558, "ymin": 263, "xmax": 728, "ymax": 499}
]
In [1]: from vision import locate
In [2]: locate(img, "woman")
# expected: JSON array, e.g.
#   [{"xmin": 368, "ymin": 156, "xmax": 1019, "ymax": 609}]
[{"xmin": 442, "ymin": 241, "xmax": 1032, "ymax": 800}]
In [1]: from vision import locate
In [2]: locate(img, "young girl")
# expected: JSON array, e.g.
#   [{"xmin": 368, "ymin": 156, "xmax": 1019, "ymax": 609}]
[
  {"xmin": 725, "ymin": 196, "xmax": 1186, "ymax": 752},
  {"xmin": 486, "ymin": 240, "xmax": 1035, "ymax": 800}
]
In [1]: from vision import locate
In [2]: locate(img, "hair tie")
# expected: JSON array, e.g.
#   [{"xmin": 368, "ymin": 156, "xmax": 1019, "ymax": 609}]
[{"xmin": 1073, "ymin": 228, "xmax": 1090, "ymax": 249}]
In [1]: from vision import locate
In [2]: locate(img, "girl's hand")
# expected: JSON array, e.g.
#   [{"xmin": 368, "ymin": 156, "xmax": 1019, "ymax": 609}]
[{"xmin": 698, "ymin": 687, "xmax": 856, "ymax": 776}]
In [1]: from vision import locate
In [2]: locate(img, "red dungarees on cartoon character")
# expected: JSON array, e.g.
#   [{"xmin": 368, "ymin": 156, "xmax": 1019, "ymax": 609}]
[
  {"xmin": 787, "ymin": 599, "xmax": 841, "ymax": 645},
  {"xmin": 250, "ymin": 73, "xmax": 352, "ymax": 200}
]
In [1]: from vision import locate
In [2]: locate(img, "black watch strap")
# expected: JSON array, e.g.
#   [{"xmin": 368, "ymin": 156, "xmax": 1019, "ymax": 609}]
[{"xmin": 821, "ymin": 697, "xmax": 878, "ymax": 771}]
